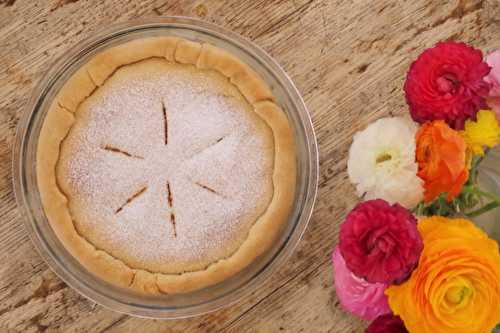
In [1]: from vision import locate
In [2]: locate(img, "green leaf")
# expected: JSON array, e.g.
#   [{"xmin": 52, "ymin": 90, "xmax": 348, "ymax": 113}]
[{"xmin": 414, "ymin": 179, "xmax": 500, "ymax": 218}]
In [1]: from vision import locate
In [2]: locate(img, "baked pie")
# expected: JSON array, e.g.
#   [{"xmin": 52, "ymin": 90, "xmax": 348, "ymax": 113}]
[{"xmin": 37, "ymin": 37, "xmax": 296, "ymax": 294}]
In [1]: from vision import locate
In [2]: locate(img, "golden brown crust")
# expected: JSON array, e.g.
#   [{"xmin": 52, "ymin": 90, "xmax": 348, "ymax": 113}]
[
  {"xmin": 197, "ymin": 43, "xmax": 275, "ymax": 103},
  {"xmin": 56, "ymin": 68, "xmax": 96, "ymax": 112},
  {"xmin": 163, "ymin": 37, "xmax": 180, "ymax": 62},
  {"xmin": 197, "ymin": 43, "xmax": 246, "ymax": 77},
  {"xmin": 37, "ymin": 37, "xmax": 296, "ymax": 294},
  {"xmin": 231, "ymin": 67, "xmax": 275, "ymax": 104},
  {"xmin": 174, "ymin": 39, "xmax": 202, "ymax": 65},
  {"xmin": 86, "ymin": 36, "xmax": 178, "ymax": 85}
]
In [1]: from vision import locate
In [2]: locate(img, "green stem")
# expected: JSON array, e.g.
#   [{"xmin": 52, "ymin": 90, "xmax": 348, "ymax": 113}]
[
  {"xmin": 461, "ymin": 185, "xmax": 477, "ymax": 194},
  {"xmin": 466, "ymin": 202, "xmax": 500, "ymax": 218},
  {"xmin": 462, "ymin": 186, "xmax": 500, "ymax": 203},
  {"xmin": 470, "ymin": 155, "xmax": 484, "ymax": 185},
  {"xmin": 474, "ymin": 188, "xmax": 500, "ymax": 203}
]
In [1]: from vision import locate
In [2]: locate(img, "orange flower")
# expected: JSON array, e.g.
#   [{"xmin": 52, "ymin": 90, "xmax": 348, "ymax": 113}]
[
  {"xmin": 386, "ymin": 217, "xmax": 500, "ymax": 333},
  {"xmin": 415, "ymin": 120, "xmax": 468, "ymax": 202}
]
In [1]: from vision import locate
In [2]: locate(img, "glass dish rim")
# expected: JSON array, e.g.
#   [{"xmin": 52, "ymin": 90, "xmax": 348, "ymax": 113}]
[{"xmin": 12, "ymin": 16, "xmax": 319, "ymax": 319}]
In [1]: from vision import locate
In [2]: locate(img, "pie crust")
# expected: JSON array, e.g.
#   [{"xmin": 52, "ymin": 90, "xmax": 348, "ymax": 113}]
[{"xmin": 37, "ymin": 37, "xmax": 296, "ymax": 294}]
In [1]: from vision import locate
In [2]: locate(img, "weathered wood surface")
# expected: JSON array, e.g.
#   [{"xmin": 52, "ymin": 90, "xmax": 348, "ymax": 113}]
[{"xmin": 0, "ymin": 0, "xmax": 498, "ymax": 332}]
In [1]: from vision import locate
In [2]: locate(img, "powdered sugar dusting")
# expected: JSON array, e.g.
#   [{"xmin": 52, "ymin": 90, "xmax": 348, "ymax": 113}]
[{"xmin": 57, "ymin": 58, "xmax": 274, "ymax": 273}]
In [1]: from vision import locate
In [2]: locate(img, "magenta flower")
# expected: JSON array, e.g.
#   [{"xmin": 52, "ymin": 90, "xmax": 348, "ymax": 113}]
[
  {"xmin": 339, "ymin": 199, "xmax": 423, "ymax": 285},
  {"xmin": 332, "ymin": 247, "xmax": 390, "ymax": 320},
  {"xmin": 365, "ymin": 314, "xmax": 408, "ymax": 333}
]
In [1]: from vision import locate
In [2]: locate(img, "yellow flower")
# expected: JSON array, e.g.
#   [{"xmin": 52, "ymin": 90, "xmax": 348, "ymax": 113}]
[
  {"xmin": 461, "ymin": 110, "xmax": 500, "ymax": 156},
  {"xmin": 386, "ymin": 216, "xmax": 500, "ymax": 333}
]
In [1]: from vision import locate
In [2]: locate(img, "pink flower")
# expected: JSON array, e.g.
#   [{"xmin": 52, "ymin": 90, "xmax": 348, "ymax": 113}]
[
  {"xmin": 404, "ymin": 41, "xmax": 490, "ymax": 129},
  {"xmin": 332, "ymin": 247, "xmax": 391, "ymax": 320},
  {"xmin": 484, "ymin": 50, "xmax": 500, "ymax": 121},
  {"xmin": 339, "ymin": 199, "xmax": 423, "ymax": 285},
  {"xmin": 365, "ymin": 314, "xmax": 408, "ymax": 333}
]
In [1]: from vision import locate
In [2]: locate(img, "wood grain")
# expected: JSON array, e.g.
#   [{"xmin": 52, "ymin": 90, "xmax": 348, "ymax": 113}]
[{"xmin": 1, "ymin": 0, "xmax": 499, "ymax": 332}]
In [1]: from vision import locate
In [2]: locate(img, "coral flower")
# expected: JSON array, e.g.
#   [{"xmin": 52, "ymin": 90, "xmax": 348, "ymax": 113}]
[
  {"xmin": 415, "ymin": 120, "xmax": 468, "ymax": 202},
  {"xmin": 386, "ymin": 216, "xmax": 500, "ymax": 333},
  {"xmin": 404, "ymin": 42, "xmax": 490, "ymax": 129},
  {"xmin": 461, "ymin": 110, "xmax": 500, "ymax": 156},
  {"xmin": 332, "ymin": 247, "xmax": 391, "ymax": 320},
  {"xmin": 339, "ymin": 199, "xmax": 423, "ymax": 285}
]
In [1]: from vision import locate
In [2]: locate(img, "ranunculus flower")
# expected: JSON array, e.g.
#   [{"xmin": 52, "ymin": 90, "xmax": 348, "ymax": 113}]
[
  {"xmin": 365, "ymin": 314, "xmax": 408, "ymax": 333},
  {"xmin": 416, "ymin": 120, "xmax": 468, "ymax": 202},
  {"xmin": 404, "ymin": 41, "xmax": 490, "ymax": 130},
  {"xmin": 339, "ymin": 199, "xmax": 423, "ymax": 285},
  {"xmin": 461, "ymin": 110, "xmax": 500, "ymax": 156},
  {"xmin": 484, "ymin": 50, "xmax": 500, "ymax": 121},
  {"xmin": 332, "ymin": 247, "xmax": 391, "ymax": 320},
  {"xmin": 347, "ymin": 117, "xmax": 423, "ymax": 209},
  {"xmin": 386, "ymin": 216, "xmax": 500, "ymax": 333}
]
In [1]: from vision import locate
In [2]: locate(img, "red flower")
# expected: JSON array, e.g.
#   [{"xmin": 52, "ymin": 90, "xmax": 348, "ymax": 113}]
[
  {"xmin": 365, "ymin": 314, "xmax": 408, "ymax": 333},
  {"xmin": 404, "ymin": 41, "xmax": 490, "ymax": 129},
  {"xmin": 339, "ymin": 199, "xmax": 423, "ymax": 284}
]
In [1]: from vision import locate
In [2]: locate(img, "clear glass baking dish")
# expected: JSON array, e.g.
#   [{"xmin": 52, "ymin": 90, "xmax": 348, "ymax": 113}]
[
  {"xmin": 475, "ymin": 147, "xmax": 500, "ymax": 243},
  {"xmin": 13, "ymin": 17, "xmax": 319, "ymax": 318},
  {"xmin": 476, "ymin": 148, "xmax": 500, "ymax": 333}
]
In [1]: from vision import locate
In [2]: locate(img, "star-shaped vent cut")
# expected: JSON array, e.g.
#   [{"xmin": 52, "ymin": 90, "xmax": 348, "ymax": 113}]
[
  {"xmin": 105, "ymin": 100, "xmax": 229, "ymax": 237},
  {"xmin": 58, "ymin": 60, "xmax": 274, "ymax": 271}
]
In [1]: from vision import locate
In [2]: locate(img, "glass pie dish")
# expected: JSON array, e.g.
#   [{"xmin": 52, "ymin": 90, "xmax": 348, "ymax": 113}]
[{"xmin": 13, "ymin": 17, "xmax": 318, "ymax": 318}]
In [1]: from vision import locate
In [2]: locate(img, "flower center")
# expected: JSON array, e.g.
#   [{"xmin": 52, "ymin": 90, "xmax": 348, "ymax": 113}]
[
  {"xmin": 436, "ymin": 73, "xmax": 459, "ymax": 95},
  {"xmin": 445, "ymin": 285, "xmax": 471, "ymax": 306},
  {"xmin": 366, "ymin": 230, "xmax": 396, "ymax": 255},
  {"xmin": 375, "ymin": 236, "xmax": 395, "ymax": 252},
  {"xmin": 376, "ymin": 153, "xmax": 392, "ymax": 164}
]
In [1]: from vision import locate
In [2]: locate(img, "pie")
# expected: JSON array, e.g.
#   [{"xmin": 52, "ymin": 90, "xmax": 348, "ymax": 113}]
[{"xmin": 37, "ymin": 37, "xmax": 296, "ymax": 294}]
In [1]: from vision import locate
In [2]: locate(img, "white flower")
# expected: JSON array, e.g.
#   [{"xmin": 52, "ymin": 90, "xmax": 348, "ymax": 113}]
[{"xmin": 347, "ymin": 116, "xmax": 423, "ymax": 209}]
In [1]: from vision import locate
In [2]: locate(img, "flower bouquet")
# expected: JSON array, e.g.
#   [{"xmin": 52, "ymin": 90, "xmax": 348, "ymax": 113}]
[{"xmin": 333, "ymin": 41, "xmax": 500, "ymax": 333}]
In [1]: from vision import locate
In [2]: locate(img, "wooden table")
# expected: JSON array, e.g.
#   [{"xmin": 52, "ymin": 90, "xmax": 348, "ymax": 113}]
[{"xmin": 0, "ymin": 0, "xmax": 498, "ymax": 332}]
